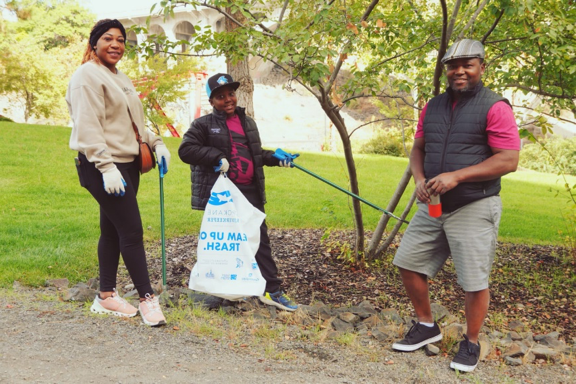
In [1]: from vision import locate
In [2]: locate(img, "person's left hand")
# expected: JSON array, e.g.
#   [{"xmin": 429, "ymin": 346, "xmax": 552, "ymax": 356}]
[
  {"xmin": 273, "ymin": 148, "xmax": 299, "ymax": 168},
  {"xmin": 426, "ymin": 172, "xmax": 459, "ymax": 195},
  {"xmin": 155, "ymin": 145, "xmax": 171, "ymax": 176}
]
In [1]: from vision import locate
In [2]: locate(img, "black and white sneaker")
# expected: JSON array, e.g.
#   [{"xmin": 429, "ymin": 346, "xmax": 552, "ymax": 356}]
[
  {"xmin": 450, "ymin": 334, "xmax": 481, "ymax": 372},
  {"xmin": 392, "ymin": 320, "xmax": 442, "ymax": 352}
]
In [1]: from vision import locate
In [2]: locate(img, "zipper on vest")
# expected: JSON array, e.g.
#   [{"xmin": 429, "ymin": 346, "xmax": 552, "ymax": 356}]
[{"xmin": 440, "ymin": 103, "xmax": 455, "ymax": 173}]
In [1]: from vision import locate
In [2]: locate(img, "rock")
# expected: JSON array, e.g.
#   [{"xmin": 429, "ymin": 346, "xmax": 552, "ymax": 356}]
[
  {"xmin": 370, "ymin": 327, "xmax": 389, "ymax": 342},
  {"xmin": 186, "ymin": 292, "xmax": 224, "ymax": 310},
  {"xmin": 267, "ymin": 305, "xmax": 278, "ymax": 320},
  {"xmin": 300, "ymin": 303, "xmax": 333, "ymax": 320},
  {"xmin": 379, "ymin": 309, "xmax": 402, "ymax": 324},
  {"xmin": 331, "ymin": 318, "xmax": 354, "ymax": 332},
  {"xmin": 478, "ymin": 336, "xmax": 491, "ymax": 361},
  {"xmin": 430, "ymin": 303, "xmax": 451, "ymax": 322},
  {"xmin": 362, "ymin": 315, "xmax": 381, "ymax": 328},
  {"xmin": 425, "ymin": 344, "xmax": 440, "ymax": 356},
  {"xmin": 338, "ymin": 312, "xmax": 359, "ymax": 324},
  {"xmin": 504, "ymin": 342, "xmax": 528, "ymax": 358},
  {"xmin": 531, "ymin": 346, "xmax": 561, "ymax": 361},
  {"xmin": 508, "ymin": 320, "xmax": 526, "ymax": 332},
  {"xmin": 358, "ymin": 300, "xmax": 377, "ymax": 313},
  {"xmin": 67, "ymin": 286, "xmax": 97, "ymax": 302},
  {"xmin": 46, "ymin": 278, "xmax": 69, "ymax": 290},
  {"xmin": 151, "ymin": 281, "xmax": 164, "ymax": 295},
  {"xmin": 443, "ymin": 323, "xmax": 464, "ymax": 340},
  {"xmin": 124, "ymin": 283, "xmax": 135, "ymax": 291},
  {"xmin": 124, "ymin": 289, "xmax": 138, "ymax": 299},
  {"xmin": 505, "ymin": 356, "xmax": 523, "ymax": 366},
  {"xmin": 524, "ymin": 351, "xmax": 536, "ymax": 364},
  {"xmin": 508, "ymin": 331, "xmax": 523, "ymax": 341},
  {"xmin": 87, "ymin": 278, "xmax": 99, "ymax": 290}
]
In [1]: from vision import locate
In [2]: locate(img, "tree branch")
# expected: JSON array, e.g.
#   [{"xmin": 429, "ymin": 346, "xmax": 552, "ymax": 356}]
[
  {"xmin": 456, "ymin": 0, "xmax": 489, "ymax": 40},
  {"xmin": 325, "ymin": 0, "xmax": 380, "ymax": 95},
  {"xmin": 277, "ymin": 0, "xmax": 290, "ymax": 28},
  {"xmin": 433, "ymin": 0, "xmax": 448, "ymax": 96},
  {"xmin": 369, "ymin": 35, "xmax": 437, "ymax": 71},
  {"xmin": 512, "ymin": 104, "xmax": 576, "ymax": 125},
  {"xmin": 348, "ymin": 117, "xmax": 418, "ymax": 138},
  {"xmin": 198, "ymin": 1, "xmax": 276, "ymax": 37},
  {"xmin": 506, "ymin": 84, "xmax": 575, "ymax": 100},
  {"xmin": 481, "ymin": 9, "xmax": 504, "ymax": 43},
  {"xmin": 446, "ymin": 0, "xmax": 462, "ymax": 42}
]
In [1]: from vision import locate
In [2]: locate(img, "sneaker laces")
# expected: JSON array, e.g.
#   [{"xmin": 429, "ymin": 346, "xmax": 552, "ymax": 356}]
[
  {"xmin": 404, "ymin": 320, "xmax": 421, "ymax": 339},
  {"xmin": 455, "ymin": 335, "xmax": 478, "ymax": 358},
  {"xmin": 104, "ymin": 289, "xmax": 131, "ymax": 310},
  {"xmin": 142, "ymin": 293, "xmax": 161, "ymax": 314}
]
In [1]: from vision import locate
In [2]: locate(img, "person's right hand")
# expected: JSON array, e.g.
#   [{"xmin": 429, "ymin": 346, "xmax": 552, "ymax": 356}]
[
  {"xmin": 102, "ymin": 167, "xmax": 126, "ymax": 196},
  {"xmin": 415, "ymin": 177, "xmax": 430, "ymax": 204},
  {"xmin": 213, "ymin": 158, "xmax": 229, "ymax": 173}
]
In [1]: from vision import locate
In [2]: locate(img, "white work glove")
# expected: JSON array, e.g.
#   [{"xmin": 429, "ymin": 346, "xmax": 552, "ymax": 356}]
[
  {"xmin": 155, "ymin": 144, "xmax": 171, "ymax": 175},
  {"xmin": 214, "ymin": 158, "xmax": 229, "ymax": 173},
  {"xmin": 102, "ymin": 167, "xmax": 126, "ymax": 196},
  {"xmin": 279, "ymin": 160, "xmax": 292, "ymax": 167}
]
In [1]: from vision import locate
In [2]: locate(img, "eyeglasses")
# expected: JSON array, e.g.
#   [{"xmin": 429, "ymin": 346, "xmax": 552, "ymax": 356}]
[{"xmin": 213, "ymin": 91, "xmax": 236, "ymax": 101}]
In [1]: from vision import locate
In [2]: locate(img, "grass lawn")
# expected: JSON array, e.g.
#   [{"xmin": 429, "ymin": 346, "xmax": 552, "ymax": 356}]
[{"xmin": 1, "ymin": 122, "xmax": 574, "ymax": 287}]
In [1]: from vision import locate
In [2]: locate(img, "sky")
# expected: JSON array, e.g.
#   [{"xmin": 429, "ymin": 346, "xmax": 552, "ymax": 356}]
[{"xmin": 80, "ymin": 0, "xmax": 159, "ymax": 19}]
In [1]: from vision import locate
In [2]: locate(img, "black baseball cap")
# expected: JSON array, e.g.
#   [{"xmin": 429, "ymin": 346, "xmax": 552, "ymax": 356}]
[{"xmin": 205, "ymin": 73, "xmax": 240, "ymax": 99}]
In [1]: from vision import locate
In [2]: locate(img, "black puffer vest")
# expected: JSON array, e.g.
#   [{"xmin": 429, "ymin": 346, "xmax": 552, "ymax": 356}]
[
  {"xmin": 423, "ymin": 82, "xmax": 509, "ymax": 212},
  {"xmin": 178, "ymin": 107, "xmax": 278, "ymax": 210}
]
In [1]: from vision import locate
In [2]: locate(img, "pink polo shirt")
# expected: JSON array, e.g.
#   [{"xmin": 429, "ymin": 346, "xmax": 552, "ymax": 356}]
[{"xmin": 414, "ymin": 101, "xmax": 521, "ymax": 150}]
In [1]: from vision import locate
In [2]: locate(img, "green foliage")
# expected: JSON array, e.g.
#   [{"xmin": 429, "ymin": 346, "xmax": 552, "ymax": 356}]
[
  {"xmin": 119, "ymin": 55, "xmax": 204, "ymax": 136},
  {"xmin": 359, "ymin": 127, "xmax": 413, "ymax": 158},
  {"xmin": 519, "ymin": 136, "xmax": 576, "ymax": 176},
  {"xmin": 0, "ymin": 0, "xmax": 94, "ymax": 122}
]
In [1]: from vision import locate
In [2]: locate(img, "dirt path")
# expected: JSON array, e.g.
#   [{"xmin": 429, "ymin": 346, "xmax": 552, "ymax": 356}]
[{"xmin": 1, "ymin": 289, "xmax": 574, "ymax": 384}]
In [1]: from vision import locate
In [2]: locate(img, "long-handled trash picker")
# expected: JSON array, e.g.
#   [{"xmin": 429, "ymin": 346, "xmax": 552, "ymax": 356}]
[
  {"xmin": 291, "ymin": 161, "xmax": 410, "ymax": 224},
  {"xmin": 158, "ymin": 159, "xmax": 167, "ymax": 289}
]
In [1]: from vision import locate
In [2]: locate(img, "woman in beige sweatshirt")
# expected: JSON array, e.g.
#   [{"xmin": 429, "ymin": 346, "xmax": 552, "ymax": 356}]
[{"xmin": 66, "ymin": 19, "xmax": 170, "ymax": 327}]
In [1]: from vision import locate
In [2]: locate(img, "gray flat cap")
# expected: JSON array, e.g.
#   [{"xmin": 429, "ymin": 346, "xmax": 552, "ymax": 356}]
[{"xmin": 441, "ymin": 39, "xmax": 485, "ymax": 64}]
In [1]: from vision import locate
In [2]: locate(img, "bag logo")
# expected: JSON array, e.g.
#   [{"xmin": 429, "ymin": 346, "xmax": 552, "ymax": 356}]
[
  {"xmin": 236, "ymin": 258, "xmax": 243, "ymax": 268},
  {"xmin": 208, "ymin": 190, "xmax": 233, "ymax": 206},
  {"xmin": 210, "ymin": 127, "xmax": 221, "ymax": 133}
]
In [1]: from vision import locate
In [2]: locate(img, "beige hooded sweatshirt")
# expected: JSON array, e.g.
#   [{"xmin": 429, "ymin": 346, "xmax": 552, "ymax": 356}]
[{"xmin": 66, "ymin": 61, "xmax": 164, "ymax": 172}]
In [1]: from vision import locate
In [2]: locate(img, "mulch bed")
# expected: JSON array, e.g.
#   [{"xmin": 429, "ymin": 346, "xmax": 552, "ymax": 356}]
[{"xmin": 145, "ymin": 228, "xmax": 576, "ymax": 341}]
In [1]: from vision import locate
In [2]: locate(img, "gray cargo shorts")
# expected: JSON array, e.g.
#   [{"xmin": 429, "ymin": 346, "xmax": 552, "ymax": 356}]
[{"xmin": 393, "ymin": 196, "xmax": 502, "ymax": 292}]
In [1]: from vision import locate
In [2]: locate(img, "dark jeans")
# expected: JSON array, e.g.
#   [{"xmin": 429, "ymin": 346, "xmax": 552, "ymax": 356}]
[
  {"xmin": 78, "ymin": 153, "xmax": 153, "ymax": 298},
  {"xmin": 236, "ymin": 183, "xmax": 282, "ymax": 293}
]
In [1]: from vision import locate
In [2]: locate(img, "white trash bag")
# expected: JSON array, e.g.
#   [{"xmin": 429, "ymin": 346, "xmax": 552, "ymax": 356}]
[{"xmin": 189, "ymin": 173, "xmax": 266, "ymax": 300}]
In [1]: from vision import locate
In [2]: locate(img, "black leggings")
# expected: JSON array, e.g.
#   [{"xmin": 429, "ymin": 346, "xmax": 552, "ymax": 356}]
[
  {"xmin": 236, "ymin": 183, "xmax": 282, "ymax": 293},
  {"xmin": 78, "ymin": 153, "xmax": 153, "ymax": 298}
]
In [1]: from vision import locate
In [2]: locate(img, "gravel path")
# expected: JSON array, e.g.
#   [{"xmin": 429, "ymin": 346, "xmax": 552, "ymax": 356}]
[{"xmin": 1, "ymin": 288, "xmax": 574, "ymax": 384}]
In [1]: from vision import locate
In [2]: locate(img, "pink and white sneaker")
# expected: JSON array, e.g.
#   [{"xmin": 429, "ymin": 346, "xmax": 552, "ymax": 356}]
[
  {"xmin": 90, "ymin": 290, "xmax": 138, "ymax": 318},
  {"xmin": 139, "ymin": 293, "xmax": 166, "ymax": 327}
]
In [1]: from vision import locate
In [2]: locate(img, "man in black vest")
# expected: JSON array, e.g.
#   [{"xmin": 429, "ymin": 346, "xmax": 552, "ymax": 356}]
[{"xmin": 391, "ymin": 40, "xmax": 520, "ymax": 372}]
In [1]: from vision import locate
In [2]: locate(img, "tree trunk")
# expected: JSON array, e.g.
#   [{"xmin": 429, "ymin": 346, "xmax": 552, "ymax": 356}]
[
  {"xmin": 366, "ymin": 163, "xmax": 412, "ymax": 260},
  {"xmin": 225, "ymin": 5, "xmax": 254, "ymax": 118},
  {"xmin": 320, "ymin": 99, "xmax": 365, "ymax": 262}
]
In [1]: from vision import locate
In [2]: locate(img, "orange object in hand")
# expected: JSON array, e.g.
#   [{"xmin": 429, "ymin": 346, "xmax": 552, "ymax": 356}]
[{"xmin": 428, "ymin": 193, "xmax": 442, "ymax": 217}]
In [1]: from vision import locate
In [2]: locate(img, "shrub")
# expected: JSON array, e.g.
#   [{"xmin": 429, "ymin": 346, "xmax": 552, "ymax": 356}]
[
  {"xmin": 519, "ymin": 136, "xmax": 576, "ymax": 175},
  {"xmin": 359, "ymin": 127, "xmax": 413, "ymax": 157},
  {"xmin": 0, "ymin": 115, "xmax": 14, "ymax": 122}
]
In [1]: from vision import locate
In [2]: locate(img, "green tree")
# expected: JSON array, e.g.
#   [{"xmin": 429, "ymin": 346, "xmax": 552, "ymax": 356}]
[
  {"xmin": 0, "ymin": 0, "xmax": 93, "ymax": 122},
  {"xmin": 146, "ymin": 0, "xmax": 576, "ymax": 263}
]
